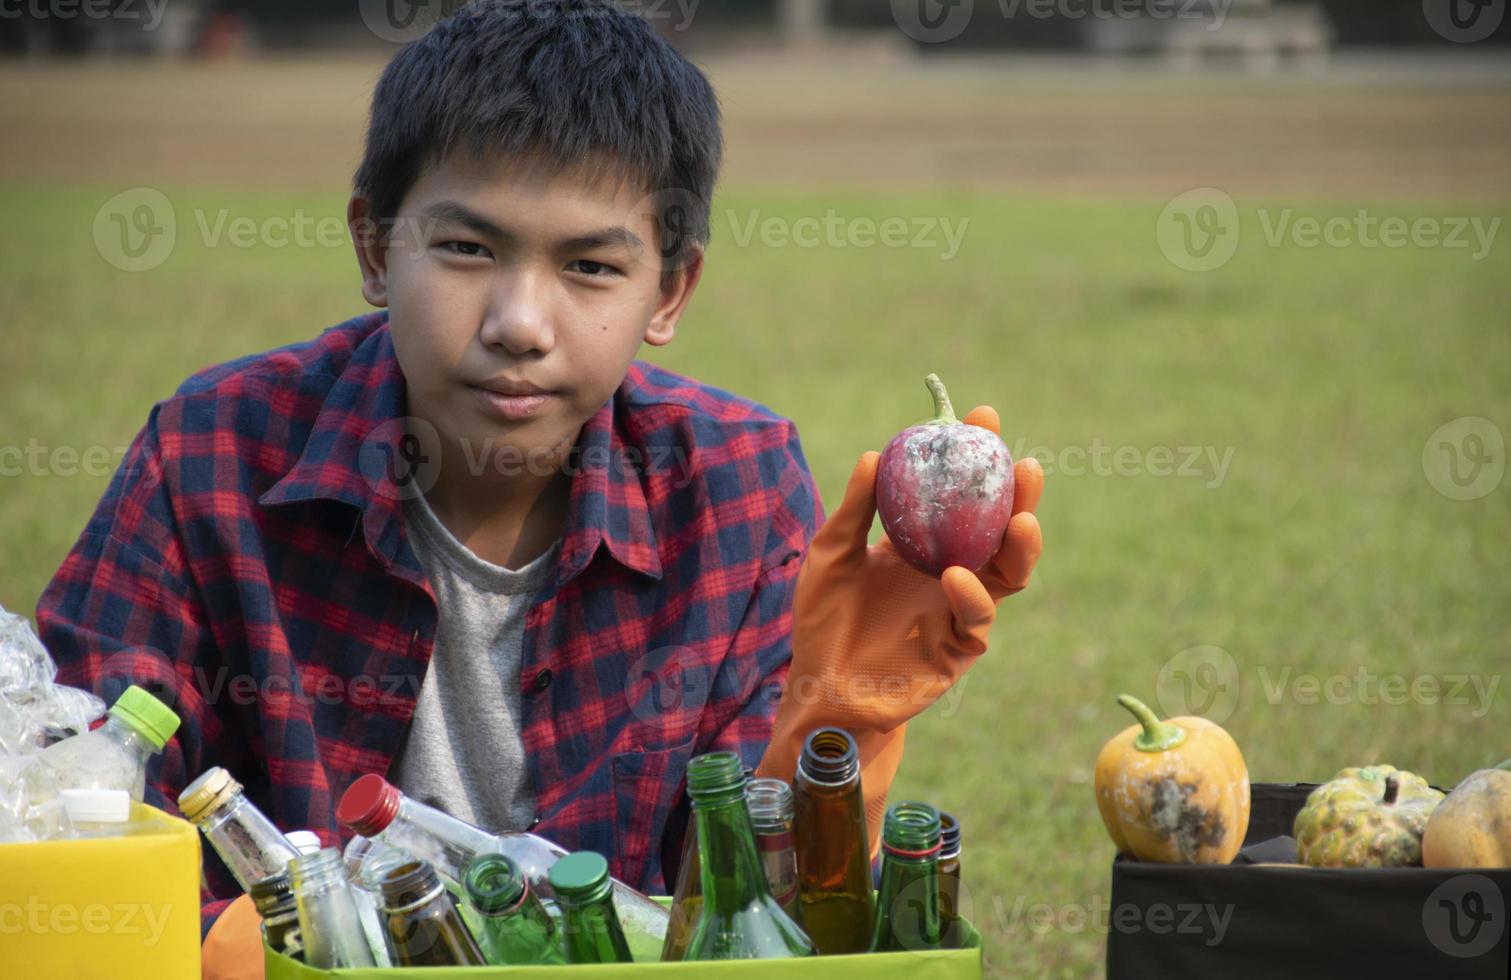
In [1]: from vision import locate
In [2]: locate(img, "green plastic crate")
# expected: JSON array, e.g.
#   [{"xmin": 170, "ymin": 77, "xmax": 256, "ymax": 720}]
[{"xmin": 265, "ymin": 898, "xmax": 983, "ymax": 979}]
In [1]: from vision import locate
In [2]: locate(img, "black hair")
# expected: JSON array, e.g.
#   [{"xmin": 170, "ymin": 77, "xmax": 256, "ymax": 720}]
[{"xmin": 353, "ymin": 0, "xmax": 722, "ymax": 270}]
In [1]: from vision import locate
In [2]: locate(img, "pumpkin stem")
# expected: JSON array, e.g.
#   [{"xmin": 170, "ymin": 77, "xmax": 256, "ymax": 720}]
[
  {"xmin": 1382, "ymin": 774, "xmax": 1400, "ymax": 805},
  {"xmin": 1116, "ymin": 694, "xmax": 1187, "ymax": 753},
  {"xmin": 924, "ymin": 373, "xmax": 959, "ymax": 425}
]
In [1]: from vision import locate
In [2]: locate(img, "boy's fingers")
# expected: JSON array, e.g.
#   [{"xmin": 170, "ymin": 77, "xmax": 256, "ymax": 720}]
[
  {"xmin": 1011, "ymin": 457, "xmax": 1044, "ymax": 516},
  {"xmin": 990, "ymin": 512, "xmax": 1042, "ymax": 594},
  {"xmin": 962, "ymin": 405, "xmax": 1000, "ymax": 436},
  {"xmin": 812, "ymin": 451, "xmax": 881, "ymax": 562}
]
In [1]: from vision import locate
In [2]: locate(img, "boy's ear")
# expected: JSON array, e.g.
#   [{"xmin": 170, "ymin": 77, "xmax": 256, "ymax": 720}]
[
  {"xmin": 348, "ymin": 194, "xmax": 389, "ymax": 308},
  {"xmin": 644, "ymin": 247, "xmax": 704, "ymax": 347}
]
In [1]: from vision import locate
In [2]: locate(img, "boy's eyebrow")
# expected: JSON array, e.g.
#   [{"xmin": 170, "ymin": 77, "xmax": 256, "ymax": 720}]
[{"xmin": 419, "ymin": 201, "xmax": 644, "ymax": 252}]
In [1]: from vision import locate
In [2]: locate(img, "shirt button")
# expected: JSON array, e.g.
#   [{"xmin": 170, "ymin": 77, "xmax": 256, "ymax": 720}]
[{"xmin": 532, "ymin": 669, "xmax": 553, "ymax": 694}]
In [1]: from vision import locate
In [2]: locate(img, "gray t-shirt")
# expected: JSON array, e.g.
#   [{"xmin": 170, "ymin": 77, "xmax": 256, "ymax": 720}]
[{"xmin": 388, "ymin": 489, "xmax": 562, "ymax": 833}]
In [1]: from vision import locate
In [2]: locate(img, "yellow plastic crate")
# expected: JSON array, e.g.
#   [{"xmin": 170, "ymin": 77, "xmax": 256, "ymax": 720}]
[
  {"xmin": 265, "ymin": 899, "xmax": 984, "ymax": 979},
  {"xmin": 0, "ymin": 803, "xmax": 202, "ymax": 980}
]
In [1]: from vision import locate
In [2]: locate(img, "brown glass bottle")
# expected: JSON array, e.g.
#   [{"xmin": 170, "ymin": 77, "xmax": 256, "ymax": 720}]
[
  {"xmin": 792, "ymin": 728, "xmax": 874, "ymax": 954},
  {"xmin": 376, "ymin": 856, "xmax": 486, "ymax": 965},
  {"xmin": 660, "ymin": 826, "xmax": 702, "ymax": 961}
]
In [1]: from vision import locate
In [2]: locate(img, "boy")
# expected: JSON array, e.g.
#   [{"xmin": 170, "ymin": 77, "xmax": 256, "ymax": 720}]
[{"xmin": 36, "ymin": 1, "xmax": 1042, "ymax": 972}]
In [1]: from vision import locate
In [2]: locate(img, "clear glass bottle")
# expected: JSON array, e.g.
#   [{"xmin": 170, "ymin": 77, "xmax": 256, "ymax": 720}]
[
  {"xmin": 685, "ymin": 752, "xmax": 815, "ymax": 960},
  {"xmin": 336, "ymin": 774, "xmax": 667, "ymax": 945},
  {"xmin": 747, "ymin": 777, "xmax": 803, "ymax": 924},
  {"xmin": 463, "ymin": 852, "xmax": 564, "ymax": 965},
  {"xmin": 289, "ymin": 847, "xmax": 377, "ymax": 967},
  {"xmin": 179, "ymin": 767, "xmax": 299, "ymax": 891},
  {"xmin": 938, "ymin": 810, "xmax": 962, "ymax": 930},
  {"xmin": 250, "ymin": 869, "xmax": 304, "ymax": 961},
  {"xmin": 374, "ymin": 854, "xmax": 486, "ymax": 966},
  {"xmin": 792, "ymin": 727, "xmax": 875, "ymax": 954},
  {"xmin": 37, "ymin": 685, "xmax": 179, "ymax": 801},
  {"xmin": 868, "ymin": 801, "xmax": 943, "ymax": 952},
  {"xmin": 549, "ymin": 851, "xmax": 634, "ymax": 964},
  {"xmin": 342, "ymin": 835, "xmax": 397, "ymax": 967}
]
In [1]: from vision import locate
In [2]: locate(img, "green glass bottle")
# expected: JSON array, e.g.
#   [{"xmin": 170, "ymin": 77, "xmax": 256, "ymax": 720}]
[
  {"xmin": 792, "ymin": 727, "xmax": 875, "ymax": 954},
  {"xmin": 549, "ymin": 851, "xmax": 634, "ymax": 963},
  {"xmin": 462, "ymin": 853, "xmax": 565, "ymax": 965},
  {"xmin": 685, "ymin": 751, "xmax": 815, "ymax": 960},
  {"xmin": 868, "ymin": 802, "xmax": 944, "ymax": 952},
  {"xmin": 659, "ymin": 822, "xmax": 701, "ymax": 961}
]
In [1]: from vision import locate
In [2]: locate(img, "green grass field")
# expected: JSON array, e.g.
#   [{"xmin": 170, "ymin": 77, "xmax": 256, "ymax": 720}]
[{"xmin": 2, "ymin": 63, "xmax": 1509, "ymax": 977}]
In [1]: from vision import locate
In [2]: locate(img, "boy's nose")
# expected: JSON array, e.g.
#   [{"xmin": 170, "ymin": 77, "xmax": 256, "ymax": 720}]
[{"xmin": 478, "ymin": 269, "xmax": 556, "ymax": 356}]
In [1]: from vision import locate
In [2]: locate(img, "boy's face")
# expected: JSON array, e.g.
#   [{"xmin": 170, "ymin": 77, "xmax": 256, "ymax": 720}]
[{"xmin": 349, "ymin": 151, "xmax": 701, "ymax": 481}]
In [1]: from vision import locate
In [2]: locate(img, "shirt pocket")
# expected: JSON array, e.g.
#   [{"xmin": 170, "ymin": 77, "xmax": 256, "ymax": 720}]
[{"xmin": 611, "ymin": 734, "xmax": 696, "ymax": 892}]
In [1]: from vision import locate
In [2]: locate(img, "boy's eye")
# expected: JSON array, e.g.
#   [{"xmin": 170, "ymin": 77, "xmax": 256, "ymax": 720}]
[
  {"xmin": 567, "ymin": 259, "xmax": 619, "ymax": 278},
  {"xmin": 442, "ymin": 240, "xmax": 491, "ymax": 258}
]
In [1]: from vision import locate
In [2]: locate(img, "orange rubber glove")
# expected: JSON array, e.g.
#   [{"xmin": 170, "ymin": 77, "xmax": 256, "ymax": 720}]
[
  {"xmin": 202, "ymin": 894, "xmax": 266, "ymax": 980},
  {"xmin": 756, "ymin": 406, "xmax": 1044, "ymax": 855}
]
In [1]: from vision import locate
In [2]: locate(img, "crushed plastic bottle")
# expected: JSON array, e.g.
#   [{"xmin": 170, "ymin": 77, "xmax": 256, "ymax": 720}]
[
  {"xmin": 35, "ymin": 685, "xmax": 179, "ymax": 802},
  {"xmin": 0, "ymin": 605, "xmax": 108, "ymax": 842}
]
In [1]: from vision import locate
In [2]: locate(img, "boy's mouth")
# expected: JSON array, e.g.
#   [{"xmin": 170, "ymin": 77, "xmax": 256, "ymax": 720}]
[{"xmin": 468, "ymin": 380, "xmax": 556, "ymax": 422}]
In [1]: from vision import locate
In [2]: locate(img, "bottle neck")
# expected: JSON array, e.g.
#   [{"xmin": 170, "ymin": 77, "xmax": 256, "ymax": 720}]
[
  {"xmin": 102, "ymin": 715, "xmax": 160, "ymax": 760},
  {"xmin": 694, "ymin": 796, "xmax": 772, "ymax": 916},
  {"xmin": 198, "ymin": 793, "xmax": 300, "ymax": 891}
]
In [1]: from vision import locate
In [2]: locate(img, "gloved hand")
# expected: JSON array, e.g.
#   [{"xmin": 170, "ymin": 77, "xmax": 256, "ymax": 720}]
[
  {"xmin": 756, "ymin": 406, "xmax": 1044, "ymax": 854},
  {"xmin": 202, "ymin": 893, "xmax": 266, "ymax": 980}
]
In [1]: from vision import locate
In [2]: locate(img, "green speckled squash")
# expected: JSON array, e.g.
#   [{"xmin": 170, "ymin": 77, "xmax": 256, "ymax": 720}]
[{"xmin": 1294, "ymin": 765, "xmax": 1444, "ymax": 868}]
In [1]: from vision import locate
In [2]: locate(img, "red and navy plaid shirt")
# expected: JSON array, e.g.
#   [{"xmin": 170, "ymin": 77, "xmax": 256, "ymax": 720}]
[{"xmin": 36, "ymin": 310, "xmax": 821, "ymax": 928}]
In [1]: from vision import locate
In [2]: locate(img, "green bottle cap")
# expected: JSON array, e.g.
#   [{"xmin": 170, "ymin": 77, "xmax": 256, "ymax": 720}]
[
  {"xmin": 548, "ymin": 851, "xmax": 611, "ymax": 902},
  {"xmin": 109, "ymin": 685, "xmax": 181, "ymax": 750}
]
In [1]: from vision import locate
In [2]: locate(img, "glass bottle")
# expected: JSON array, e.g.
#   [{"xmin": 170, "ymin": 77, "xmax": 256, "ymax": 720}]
[
  {"xmin": 869, "ymin": 801, "xmax": 943, "ymax": 952},
  {"xmin": 463, "ymin": 852, "xmax": 565, "ymax": 965},
  {"xmin": 685, "ymin": 752, "xmax": 814, "ymax": 960},
  {"xmin": 549, "ymin": 851, "xmax": 634, "ymax": 963},
  {"xmin": 289, "ymin": 847, "xmax": 377, "ymax": 967},
  {"xmin": 178, "ymin": 766, "xmax": 299, "ymax": 891},
  {"xmin": 747, "ymin": 777, "xmax": 803, "ymax": 924},
  {"xmin": 37, "ymin": 685, "xmax": 180, "ymax": 801},
  {"xmin": 662, "ymin": 766, "xmax": 755, "ymax": 962},
  {"xmin": 343, "ymin": 835, "xmax": 399, "ymax": 966},
  {"xmin": 249, "ymin": 869, "xmax": 304, "ymax": 961},
  {"xmin": 792, "ymin": 727, "xmax": 875, "ymax": 954},
  {"xmin": 938, "ymin": 810, "xmax": 962, "ymax": 929},
  {"xmin": 337, "ymin": 774, "xmax": 667, "ymax": 945},
  {"xmin": 375, "ymin": 854, "xmax": 486, "ymax": 966}
]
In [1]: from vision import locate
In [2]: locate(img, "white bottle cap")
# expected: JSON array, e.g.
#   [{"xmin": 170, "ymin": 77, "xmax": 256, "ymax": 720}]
[
  {"xmin": 60, "ymin": 788, "xmax": 131, "ymax": 824},
  {"xmin": 286, "ymin": 830, "xmax": 324, "ymax": 854}
]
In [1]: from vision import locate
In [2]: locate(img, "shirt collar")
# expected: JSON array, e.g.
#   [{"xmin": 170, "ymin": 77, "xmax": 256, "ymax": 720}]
[{"xmin": 258, "ymin": 315, "xmax": 662, "ymax": 585}]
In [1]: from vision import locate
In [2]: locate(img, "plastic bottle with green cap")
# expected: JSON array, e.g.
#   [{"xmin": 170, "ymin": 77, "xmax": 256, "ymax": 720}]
[
  {"xmin": 38, "ymin": 684, "xmax": 180, "ymax": 802},
  {"xmin": 463, "ymin": 852, "xmax": 564, "ymax": 965},
  {"xmin": 549, "ymin": 851, "xmax": 634, "ymax": 963}
]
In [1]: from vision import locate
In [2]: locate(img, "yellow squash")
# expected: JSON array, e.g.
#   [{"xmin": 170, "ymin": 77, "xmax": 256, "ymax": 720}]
[
  {"xmin": 1422, "ymin": 759, "xmax": 1511, "ymax": 869},
  {"xmin": 1094, "ymin": 694, "xmax": 1250, "ymax": 864}
]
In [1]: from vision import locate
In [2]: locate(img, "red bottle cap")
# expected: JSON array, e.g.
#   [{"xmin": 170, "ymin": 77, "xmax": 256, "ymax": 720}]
[{"xmin": 337, "ymin": 773, "xmax": 401, "ymax": 837}]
